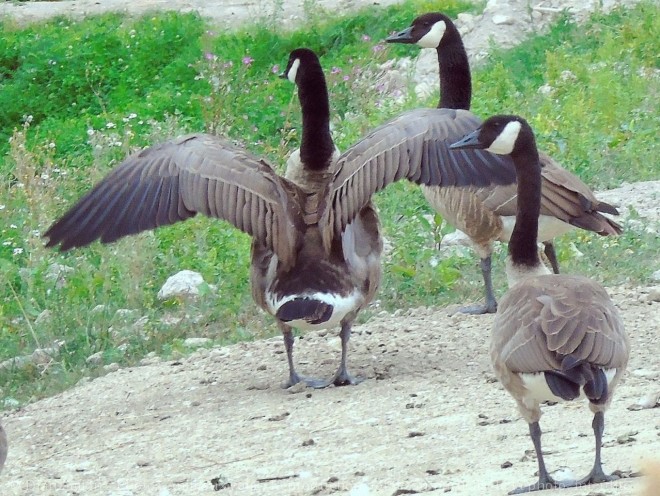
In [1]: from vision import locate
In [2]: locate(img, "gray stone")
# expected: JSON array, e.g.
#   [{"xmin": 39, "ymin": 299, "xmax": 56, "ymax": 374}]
[
  {"xmin": 184, "ymin": 337, "xmax": 211, "ymax": 348},
  {"xmin": 651, "ymin": 270, "xmax": 660, "ymax": 283},
  {"xmin": 45, "ymin": 263, "xmax": 74, "ymax": 288},
  {"xmin": 157, "ymin": 270, "xmax": 206, "ymax": 300},
  {"xmin": 86, "ymin": 351, "xmax": 104, "ymax": 366},
  {"xmin": 104, "ymin": 362, "xmax": 120, "ymax": 373}
]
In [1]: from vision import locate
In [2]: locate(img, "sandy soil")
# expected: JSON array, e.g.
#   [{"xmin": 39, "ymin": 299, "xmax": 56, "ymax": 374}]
[
  {"xmin": 1, "ymin": 285, "xmax": 659, "ymax": 495},
  {"xmin": 1, "ymin": 1, "xmax": 658, "ymax": 495}
]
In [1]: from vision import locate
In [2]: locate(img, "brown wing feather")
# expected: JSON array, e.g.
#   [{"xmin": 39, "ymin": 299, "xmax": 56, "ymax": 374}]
[
  {"xmin": 493, "ymin": 274, "xmax": 629, "ymax": 374},
  {"xmin": 44, "ymin": 133, "xmax": 305, "ymax": 266},
  {"xmin": 319, "ymin": 108, "xmax": 518, "ymax": 245},
  {"xmin": 469, "ymin": 153, "xmax": 622, "ymax": 235}
]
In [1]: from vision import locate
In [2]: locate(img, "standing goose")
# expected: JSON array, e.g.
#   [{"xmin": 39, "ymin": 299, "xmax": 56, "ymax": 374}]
[
  {"xmin": 451, "ymin": 115, "xmax": 629, "ymax": 494},
  {"xmin": 45, "ymin": 48, "xmax": 518, "ymax": 388},
  {"xmin": 387, "ymin": 13, "xmax": 621, "ymax": 314}
]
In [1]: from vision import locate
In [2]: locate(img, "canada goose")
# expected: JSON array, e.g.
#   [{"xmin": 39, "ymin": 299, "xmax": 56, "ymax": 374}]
[
  {"xmin": 0, "ymin": 422, "xmax": 7, "ymax": 474},
  {"xmin": 451, "ymin": 115, "xmax": 629, "ymax": 493},
  {"xmin": 387, "ymin": 13, "xmax": 621, "ymax": 314},
  {"xmin": 45, "ymin": 48, "xmax": 518, "ymax": 388}
]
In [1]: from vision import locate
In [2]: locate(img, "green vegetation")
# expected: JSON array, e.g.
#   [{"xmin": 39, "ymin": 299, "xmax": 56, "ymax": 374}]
[{"xmin": 1, "ymin": 1, "xmax": 658, "ymax": 405}]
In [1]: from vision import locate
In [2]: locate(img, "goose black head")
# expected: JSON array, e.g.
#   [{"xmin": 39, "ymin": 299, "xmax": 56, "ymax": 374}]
[
  {"xmin": 385, "ymin": 12, "xmax": 456, "ymax": 49},
  {"xmin": 280, "ymin": 47, "xmax": 323, "ymax": 84},
  {"xmin": 450, "ymin": 115, "xmax": 534, "ymax": 156}
]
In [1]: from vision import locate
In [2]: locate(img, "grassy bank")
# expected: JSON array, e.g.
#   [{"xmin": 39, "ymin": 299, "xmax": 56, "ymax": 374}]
[{"xmin": 0, "ymin": 1, "xmax": 658, "ymax": 405}]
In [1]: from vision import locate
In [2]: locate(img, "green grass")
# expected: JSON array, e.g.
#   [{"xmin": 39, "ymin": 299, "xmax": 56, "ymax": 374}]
[{"xmin": 1, "ymin": 1, "xmax": 658, "ymax": 406}]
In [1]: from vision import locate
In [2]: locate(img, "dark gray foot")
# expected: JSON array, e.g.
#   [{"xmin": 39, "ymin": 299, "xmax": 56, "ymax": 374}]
[
  {"xmin": 575, "ymin": 470, "xmax": 619, "ymax": 486},
  {"xmin": 457, "ymin": 301, "xmax": 497, "ymax": 315},
  {"xmin": 281, "ymin": 373, "xmax": 329, "ymax": 389},
  {"xmin": 331, "ymin": 369, "xmax": 363, "ymax": 387},
  {"xmin": 511, "ymin": 470, "xmax": 619, "ymax": 494}
]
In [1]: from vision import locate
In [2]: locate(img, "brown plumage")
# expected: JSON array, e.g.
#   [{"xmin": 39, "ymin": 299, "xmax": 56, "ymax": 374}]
[
  {"xmin": 387, "ymin": 13, "xmax": 621, "ymax": 314},
  {"xmin": 45, "ymin": 49, "xmax": 517, "ymax": 388},
  {"xmin": 451, "ymin": 114, "xmax": 629, "ymax": 494}
]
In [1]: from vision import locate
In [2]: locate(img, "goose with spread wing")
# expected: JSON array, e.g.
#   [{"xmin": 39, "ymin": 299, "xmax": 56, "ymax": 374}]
[
  {"xmin": 387, "ymin": 13, "xmax": 621, "ymax": 314},
  {"xmin": 45, "ymin": 48, "xmax": 517, "ymax": 388}
]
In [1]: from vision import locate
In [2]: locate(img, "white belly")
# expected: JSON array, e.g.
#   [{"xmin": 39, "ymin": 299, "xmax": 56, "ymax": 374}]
[{"xmin": 500, "ymin": 215, "xmax": 574, "ymax": 242}]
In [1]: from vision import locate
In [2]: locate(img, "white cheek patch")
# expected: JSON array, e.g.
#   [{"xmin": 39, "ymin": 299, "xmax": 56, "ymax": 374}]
[
  {"xmin": 486, "ymin": 121, "xmax": 521, "ymax": 155},
  {"xmin": 417, "ymin": 20, "xmax": 446, "ymax": 48},
  {"xmin": 287, "ymin": 58, "xmax": 300, "ymax": 83}
]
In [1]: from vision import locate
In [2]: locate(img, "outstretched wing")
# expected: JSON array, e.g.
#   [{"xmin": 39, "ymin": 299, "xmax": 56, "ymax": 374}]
[
  {"xmin": 319, "ymin": 108, "xmax": 517, "ymax": 240},
  {"xmin": 44, "ymin": 133, "xmax": 305, "ymax": 267}
]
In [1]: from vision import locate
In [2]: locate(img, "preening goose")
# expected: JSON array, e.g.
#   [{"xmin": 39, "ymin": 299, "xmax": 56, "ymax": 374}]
[
  {"xmin": 387, "ymin": 13, "xmax": 621, "ymax": 315},
  {"xmin": 45, "ymin": 48, "xmax": 518, "ymax": 389},
  {"xmin": 451, "ymin": 115, "xmax": 629, "ymax": 494},
  {"xmin": 0, "ymin": 422, "xmax": 7, "ymax": 474}
]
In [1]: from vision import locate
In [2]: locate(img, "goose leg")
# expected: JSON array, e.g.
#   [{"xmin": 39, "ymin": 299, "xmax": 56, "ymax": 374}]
[
  {"xmin": 510, "ymin": 422, "xmax": 560, "ymax": 494},
  {"xmin": 459, "ymin": 256, "xmax": 498, "ymax": 315},
  {"xmin": 543, "ymin": 242, "xmax": 560, "ymax": 274},
  {"xmin": 574, "ymin": 411, "xmax": 619, "ymax": 485},
  {"xmin": 331, "ymin": 320, "xmax": 363, "ymax": 387},
  {"xmin": 279, "ymin": 323, "xmax": 327, "ymax": 389}
]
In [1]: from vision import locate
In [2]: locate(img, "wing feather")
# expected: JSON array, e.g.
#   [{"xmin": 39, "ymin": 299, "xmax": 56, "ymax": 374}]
[
  {"xmin": 45, "ymin": 133, "xmax": 305, "ymax": 266},
  {"xmin": 493, "ymin": 275, "xmax": 629, "ymax": 375},
  {"xmin": 320, "ymin": 108, "xmax": 517, "ymax": 240}
]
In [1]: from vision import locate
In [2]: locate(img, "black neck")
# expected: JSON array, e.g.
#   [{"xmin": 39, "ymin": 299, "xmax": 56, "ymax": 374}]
[
  {"xmin": 508, "ymin": 142, "xmax": 542, "ymax": 268},
  {"xmin": 297, "ymin": 65, "xmax": 334, "ymax": 171},
  {"xmin": 437, "ymin": 38, "xmax": 472, "ymax": 110}
]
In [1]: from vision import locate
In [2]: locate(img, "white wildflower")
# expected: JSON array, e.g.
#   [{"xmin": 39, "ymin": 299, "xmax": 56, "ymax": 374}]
[{"xmin": 13, "ymin": 248, "xmax": 23, "ymax": 256}]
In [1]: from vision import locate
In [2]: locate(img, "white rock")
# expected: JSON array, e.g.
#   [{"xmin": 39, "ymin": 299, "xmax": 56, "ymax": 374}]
[
  {"xmin": 3, "ymin": 397, "xmax": 20, "ymax": 409},
  {"xmin": 157, "ymin": 270, "xmax": 206, "ymax": 300},
  {"xmin": 538, "ymin": 83, "xmax": 554, "ymax": 96},
  {"xmin": 183, "ymin": 337, "xmax": 212, "ymax": 348},
  {"xmin": 651, "ymin": 270, "xmax": 660, "ymax": 283},
  {"xmin": 492, "ymin": 14, "xmax": 514, "ymax": 25}
]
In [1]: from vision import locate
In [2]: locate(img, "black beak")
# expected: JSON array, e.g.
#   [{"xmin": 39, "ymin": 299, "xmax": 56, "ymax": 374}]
[
  {"xmin": 385, "ymin": 26, "xmax": 415, "ymax": 44},
  {"xmin": 278, "ymin": 70, "xmax": 287, "ymax": 79},
  {"xmin": 449, "ymin": 129, "xmax": 484, "ymax": 150}
]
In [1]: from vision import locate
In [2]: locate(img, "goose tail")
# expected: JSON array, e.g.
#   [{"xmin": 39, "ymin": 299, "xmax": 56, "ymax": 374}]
[{"xmin": 276, "ymin": 297, "xmax": 334, "ymax": 326}]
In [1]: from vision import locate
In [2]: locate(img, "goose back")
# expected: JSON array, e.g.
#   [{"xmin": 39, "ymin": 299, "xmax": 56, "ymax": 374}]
[{"xmin": 491, "ymin": 273, "xmax": 629, "ymax": 421}]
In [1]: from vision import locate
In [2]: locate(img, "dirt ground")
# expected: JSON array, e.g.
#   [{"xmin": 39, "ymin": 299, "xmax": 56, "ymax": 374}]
[
  {"xmin": 1, "ymin": 285, "xmax": 659, "ymax": 495},
  {"xmin": 1, "ymin": 1, "xmax": 658, "ymax": 495}
]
